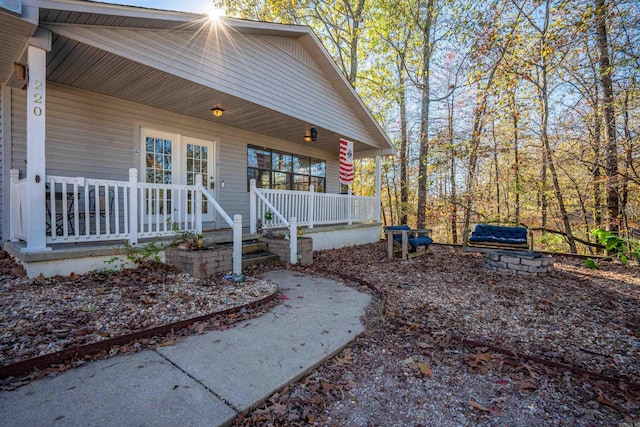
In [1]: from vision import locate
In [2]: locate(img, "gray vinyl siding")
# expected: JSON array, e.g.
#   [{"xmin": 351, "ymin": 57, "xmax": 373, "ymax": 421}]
[
  {"xmin": 10, "ymin": 84, "xmax": 341, "ymax": 228},
  {"xmin": 11, "ymin": 88, "xmax": 27, "ymax": 175},
  {"xmin": 47, "ymin": 25, "xmax": 378, "ymax": 146}
]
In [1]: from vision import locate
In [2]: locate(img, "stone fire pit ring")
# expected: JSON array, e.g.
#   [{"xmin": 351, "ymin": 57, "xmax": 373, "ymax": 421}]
[{"xmin": 484, "ymin": 250, "xmax": 555, "ymax": 276}]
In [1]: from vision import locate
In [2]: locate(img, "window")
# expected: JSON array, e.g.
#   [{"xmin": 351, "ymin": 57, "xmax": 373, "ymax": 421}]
[{"xmin": 248, "ymin": 146, "xmax": 326, "ymax": 192}]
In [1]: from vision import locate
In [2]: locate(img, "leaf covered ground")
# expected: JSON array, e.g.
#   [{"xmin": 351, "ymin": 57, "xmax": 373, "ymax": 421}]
[
  {"xmin": 1, "ymin": 244, "xmax": 639, "ymax": 425},
  {"xmin": 238, "ymin": 243, "xmax": 640, "ymax": 426}
]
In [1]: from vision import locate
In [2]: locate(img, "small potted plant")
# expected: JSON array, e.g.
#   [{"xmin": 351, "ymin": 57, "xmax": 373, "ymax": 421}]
[
  {"xmin": 264, "ymin": 210, "xmax": 273, "ymax": 221},
  {"xmin": 196, "ymin": 233, "xmax": 204, "ymax": 249}
]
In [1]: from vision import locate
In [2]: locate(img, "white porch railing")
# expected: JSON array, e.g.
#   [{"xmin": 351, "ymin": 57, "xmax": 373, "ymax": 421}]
[
  {"xmin": 250, "ymin": 180, "xmax": 298, "ymax": 264},
  {"xmin": 9, "ymin": 168, "xmax": 244, "ymax": 275},
  {"xmin": 249, "ymin": 179, "xmax": 377, "ymax": 230},
  {"xmin": 9, "ymin": 170, "xmax": 27, "ymax": 241}
]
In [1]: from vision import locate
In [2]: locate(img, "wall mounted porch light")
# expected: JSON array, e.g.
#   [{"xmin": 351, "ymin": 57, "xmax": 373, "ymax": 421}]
[
  {"xmin": 13, "ymin": 63, "xmax": 26, "ymax": 81},
  {"xmin": 211, "ymin": 107, "xmax": 224, "ymax": 117},
  {"xmin": 304, "ymin": 127, "xmax": 318, "ymax": 142}
]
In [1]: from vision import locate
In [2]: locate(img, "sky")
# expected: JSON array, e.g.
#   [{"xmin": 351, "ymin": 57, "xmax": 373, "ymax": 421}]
[{"xmin": 91, "ymin": 0, "xmax": 215, "ymax": 14}]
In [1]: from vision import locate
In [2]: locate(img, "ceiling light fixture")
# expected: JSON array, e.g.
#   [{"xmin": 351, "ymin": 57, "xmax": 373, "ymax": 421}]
[{"xmin": 211, "ymin": 107, "xmax": 224, "ymax": 117}]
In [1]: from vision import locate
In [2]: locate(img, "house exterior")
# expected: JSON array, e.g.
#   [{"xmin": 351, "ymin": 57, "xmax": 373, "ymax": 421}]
[{"xmin": 0, "ymin": 0, "xmax": 395, "ymax": 277}]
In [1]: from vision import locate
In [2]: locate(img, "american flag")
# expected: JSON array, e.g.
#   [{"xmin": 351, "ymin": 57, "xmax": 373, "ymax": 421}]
[{"xmin": 339, "ymin": 138, "xmax": 354, "ymax": 185}]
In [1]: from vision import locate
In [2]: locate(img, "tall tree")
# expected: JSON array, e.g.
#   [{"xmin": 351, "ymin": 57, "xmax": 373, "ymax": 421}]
[
  {"xmin": 416, "ymin": 0, "xmax": 437, "ymax": 229},
  {"xmin": 595, "ymin": 0, "xmax": 620, "ymax": 231}
]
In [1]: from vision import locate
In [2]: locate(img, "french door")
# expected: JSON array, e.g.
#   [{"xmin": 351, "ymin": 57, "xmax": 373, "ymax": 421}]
[{"xmin": 141, "ymin": 129, "xmax": 216, "ymax": 223}]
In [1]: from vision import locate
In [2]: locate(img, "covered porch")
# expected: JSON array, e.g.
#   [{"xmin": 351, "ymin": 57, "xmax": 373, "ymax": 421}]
[{"xmin": 1, "ymin": 1, "xmax": 393, "ymax": 277}]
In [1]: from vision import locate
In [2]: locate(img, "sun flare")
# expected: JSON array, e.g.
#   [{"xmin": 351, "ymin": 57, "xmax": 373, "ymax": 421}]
[{"xmin": 207, "ymin": 5, "xmax": 226, "ymax": 21}]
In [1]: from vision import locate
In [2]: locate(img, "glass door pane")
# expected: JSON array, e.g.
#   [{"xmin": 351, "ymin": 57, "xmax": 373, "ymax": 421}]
[
  {"xmin": 184, "ymin": 137, "xmax": 215, "ymax": 222},
  {"xmin": 144, "ymin": 135, "xmax": 173, "ymax": 214}
]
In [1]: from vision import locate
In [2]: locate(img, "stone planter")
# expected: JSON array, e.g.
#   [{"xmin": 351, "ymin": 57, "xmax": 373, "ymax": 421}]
[
  {"xmin": 165, "ymin": 246, "xmax": 233, "ymax": 279},
  {"xmin": 259, "ymin": 236, "xmax": 313, "ymax": 266}
]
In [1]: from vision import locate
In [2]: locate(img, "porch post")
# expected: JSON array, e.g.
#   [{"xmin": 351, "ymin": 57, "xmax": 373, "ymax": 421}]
[
  {"xmin": 347, "ymin": 187, "xmax": 353, "ymax": 225},
  {"xmin": 195, "ymin": 173, "xmax": 203, "ymax": 234},
  {"xmin": 23, "ymin": 31, "xmax": 52, "ymax": 253},
  {"xmin": 249, "ymin": 179, "xmax": 257, "ymax": 233},
  {"xmin": 308, "ymin": 184, "xmax": 314, "ymax": 229},
  {"xmin": 375, "ymin": 155, "xmax": 382, "ymax": 222},
  {"xmin": 10, "ymin": 169, "xmax": 19, "ymax": 242},
  {"xmin": 289, "ymin": 216, "xmax": 297, "ymax": 264},
  {"xmin": 128, "ymin": 168, "xmax": 138, "ymax": 245},
  {"xmin": 233, "ymin": 214, "xmax": 242, "ymax": 277}
]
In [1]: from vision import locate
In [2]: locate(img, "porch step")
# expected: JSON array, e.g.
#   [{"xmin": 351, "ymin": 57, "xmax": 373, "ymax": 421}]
[
  {"xmin": 213, "ymin": 239, "xmax": 281, "ymax": 269},
  {"xmin": 242, "ymin": 251, "xmax": 279, "ymax": 269},
  {"xmin": 213, "ymin": 239, "xmax": 269, "ymax": 255}
]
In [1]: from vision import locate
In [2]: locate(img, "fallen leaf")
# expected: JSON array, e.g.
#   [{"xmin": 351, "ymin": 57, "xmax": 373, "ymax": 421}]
[
  {"xmin": 518, "ymin": 380, "xmax": 537, "ymax": 391},
  {"xmin": 468, "ymin": 400, "xmax": 491, "ymax": 412},
  {"xmin": 417, "ymin": 362, "xmax": 432, "ymax": 377},
  {"xmin": 297, "ymin": 295, "xmax": 304, "ymax": 299},
  {"xmin": 279, "ymin": 294, "xmax": 289, "ymax": 300},
  {"xmin": 597, "ymin": 395, "xmax": 626, "ymax": 413}
]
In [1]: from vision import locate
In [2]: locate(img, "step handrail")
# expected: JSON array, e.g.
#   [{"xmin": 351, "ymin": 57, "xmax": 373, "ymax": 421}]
[
  {"xmin": 195, "ymin": 175, "xmax": 242, "ymax": 277},
  {"xmin": 250, "ymin": 180, "xmax": 298, "ymax": 264}
]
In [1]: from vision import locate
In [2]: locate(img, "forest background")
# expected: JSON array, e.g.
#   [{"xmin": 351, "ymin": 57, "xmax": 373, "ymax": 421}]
[{"xmin": 221, "ymin": 0, "xmax": 639, "ymax": 255}]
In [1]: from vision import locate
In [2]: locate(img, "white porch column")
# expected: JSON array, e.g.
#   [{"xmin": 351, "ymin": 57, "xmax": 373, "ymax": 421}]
[
  {"xmin": 289, "ymin": 216, "xmax": 297, "ymax": 264},
  {"xmin": 233, "ymin": 214, "xmax": 242, "ymax": 277},
  {"xmin": 308, "ymin": 184, "xmax": 315, "ymax": 229},
  {"xmin": 10, "ymin": 169, "xmax": 19, "ymax": 242},
  {"xmin": 347, "ymin": 187, "xmax": 353, "ymax": 225},
  {"xmin": 195, "ymin": 173, "xmax": 203, "ymax": 234},
  {"xmin": 23, "ymin": 31, "xmax": 52, "ymax": 253},
  {"xmin": 375, "ymin": 155, "xmax": 382, "ymax": 222},
  {"xmin": 249, "ymin": 179, "xmax": 257, "ymax": 233},
  {"xmin": 128, "ymin": 168, "xmax": 138, "ymax": 245}
]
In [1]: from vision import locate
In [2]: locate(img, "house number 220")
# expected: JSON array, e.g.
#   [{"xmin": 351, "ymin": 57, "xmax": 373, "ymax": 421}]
[{"xmin": 32, "ymin": 80, "xmax": 44, "ymax": 117}]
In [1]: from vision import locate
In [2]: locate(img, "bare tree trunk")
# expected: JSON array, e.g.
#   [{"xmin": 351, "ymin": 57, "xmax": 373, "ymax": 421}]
[
  {"xmin": 384, "ymin": 161, "xmax": 394, "ymax": 225},
  {"xmin": 398, "ymin": 55, "xmax": 409, "ymax": 225},
  {"xmin": 621, "ymin": 89, "xmax": 631, "ymax": 229},
  {"xmin": 510, "ymin": 89, "xmax": 520, "ymax": 223},
  {"xmin": 592, "ymin": 85, "xmax": 603, "ymax": 231},
  {"xmin": 539, "ymin": 53, "xmax": 577, "ymax": 252},
  {"xmin": 448, "ymin": 92, "xmax": 458, "ymax": 243},
  {"xmin": 462, "ymin": 80, "xmax": 495, "ymax": 244},
  {"xmin": 492, "ymin": 119, "xmax": 501, "ymax": 221},
  {"xmin": 595, "ymin": 0, "xmax": 620, "ymax": 231},
  {"xmin": 540, "ymin": 154, "xmax": 548, "ymax": 229},
  {"xmin": 417, "ymin": 0, "xmax": 435, "ymax": 229},
  {"xmin": 344, "ymin": 0, "xmax": 366, "ymax": 87}
]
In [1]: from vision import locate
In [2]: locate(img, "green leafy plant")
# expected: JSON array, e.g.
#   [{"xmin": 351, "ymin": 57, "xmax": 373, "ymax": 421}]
[
  {"xmin": 586, "ymin": 229, "xmax": 640, "ymax": 269},
  {"xmin": 95, "ymin": 256, "xmax": 127, "ymax": 275},
  {"xmin": 123, "ymin": 240, "xmax": 164, "ymax": 265}
]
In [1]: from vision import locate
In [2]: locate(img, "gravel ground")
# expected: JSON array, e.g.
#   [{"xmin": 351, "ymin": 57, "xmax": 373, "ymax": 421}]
[
  {"xmin": 238, "ymin": 243, "xmax": 640, "ymax": 426},
  {"xmin": 1, "ymin": 243, "xmax": 639, "ymax": 425}
]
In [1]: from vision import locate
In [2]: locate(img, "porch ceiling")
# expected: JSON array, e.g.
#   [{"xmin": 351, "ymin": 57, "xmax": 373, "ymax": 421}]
[{"xmin": 45, "ymin": 34, "xmax": 373, "ymax": 155}]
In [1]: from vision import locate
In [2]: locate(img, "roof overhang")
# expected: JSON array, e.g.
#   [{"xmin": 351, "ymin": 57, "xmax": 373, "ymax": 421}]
[{"xmin": 13, "ymin": 0, "xmax": 396, "ymax": 157}]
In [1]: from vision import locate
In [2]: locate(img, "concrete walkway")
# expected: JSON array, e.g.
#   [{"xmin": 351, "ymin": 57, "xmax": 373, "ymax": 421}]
[{"xmin": 0, "ymin": 271, "xmax": 371, "ymax": 427}]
